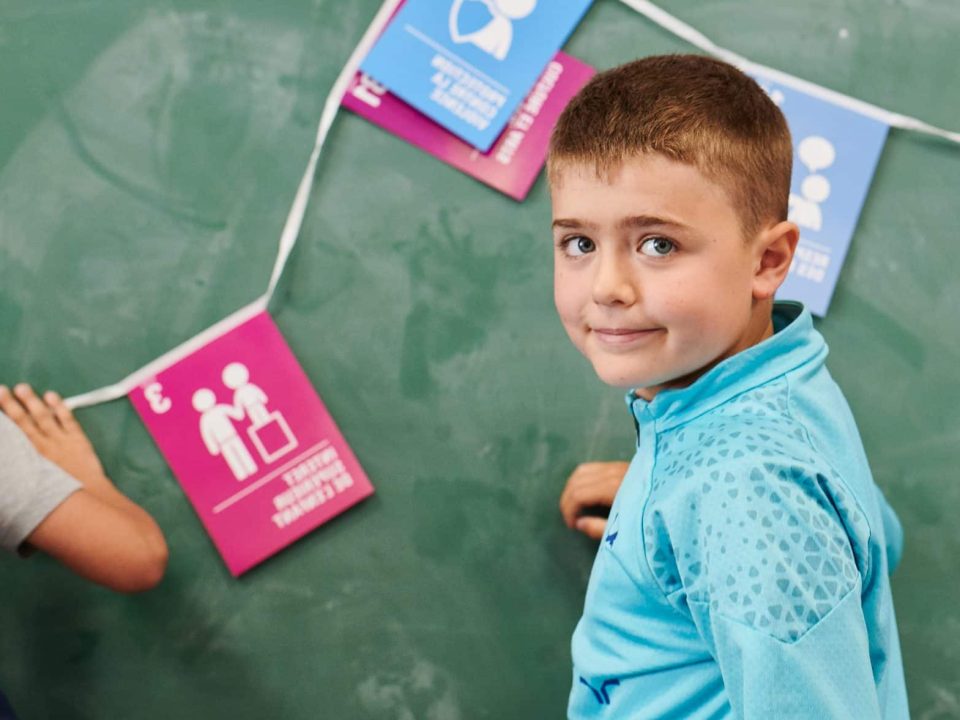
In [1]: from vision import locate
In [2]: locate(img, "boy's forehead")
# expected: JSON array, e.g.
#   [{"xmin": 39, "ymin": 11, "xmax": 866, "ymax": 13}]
[
  {"xmin": 548, "ymin": 159, "xmax": 629, "ymax": 220},
  {"xmin": 548, "ymin": 156, "xmax": 621, "ymax": 189},
  {"xmin": 550, "ymin": 152, "xmax": 717, "ymax": 190},
  {"xmin": 549, "ymin": 153, "xmax": 744, "ymax": 235}
]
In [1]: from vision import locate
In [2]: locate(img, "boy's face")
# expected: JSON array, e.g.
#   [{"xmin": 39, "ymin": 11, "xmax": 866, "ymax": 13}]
[{"xmin": 551, "ymin": 153, "xmax": 769, "ymax": 397}]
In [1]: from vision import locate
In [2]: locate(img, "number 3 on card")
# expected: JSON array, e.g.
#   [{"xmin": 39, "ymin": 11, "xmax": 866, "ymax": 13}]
[{"xmin": 144, "ymin": 382, "xmax": 172, "ymax": 414}]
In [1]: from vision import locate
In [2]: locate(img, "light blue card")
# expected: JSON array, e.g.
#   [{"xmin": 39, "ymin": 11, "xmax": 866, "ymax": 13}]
[
  {"xmin": 360, "ymin": 0, "xmax": 593, "ymax": 152},
  {"xmin": 752, "ymin": 72, "xmax": 889, "ymax": 316}
]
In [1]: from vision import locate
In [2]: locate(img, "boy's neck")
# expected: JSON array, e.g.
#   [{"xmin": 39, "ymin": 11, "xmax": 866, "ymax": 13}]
[{"xmin": 634, "ymin": 300, "xmax": 776, "ymax": 402}]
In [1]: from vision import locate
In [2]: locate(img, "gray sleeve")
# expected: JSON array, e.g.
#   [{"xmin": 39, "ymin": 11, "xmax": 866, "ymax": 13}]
[{"xmin": 0, "ymin": 412, "xmax": 82, "ymax": 554}]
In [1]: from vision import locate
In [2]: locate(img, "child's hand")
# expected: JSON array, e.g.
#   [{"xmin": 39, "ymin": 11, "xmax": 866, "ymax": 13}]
[
  {"xmin": 0, "ymin": 384, "xmax": 106, "ymax": 486},
  {"xmin": 559, "ymin": 462, "xmax": 629, "ymax": 540},
  {"xmin": 0, "ymin": 382, "xmax": 168, "ymax": 592}
]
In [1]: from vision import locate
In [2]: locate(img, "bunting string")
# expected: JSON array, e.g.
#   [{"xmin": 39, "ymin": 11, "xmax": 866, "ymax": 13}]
[{"xmin": 619, "ymin": 0, "xmax": 960, "ymax": 144}]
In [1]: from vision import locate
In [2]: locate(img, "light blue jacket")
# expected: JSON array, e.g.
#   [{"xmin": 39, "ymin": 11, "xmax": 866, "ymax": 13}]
[{"xmin": 569, "ymin": 303, "xmax": 908, "ymax": 719}]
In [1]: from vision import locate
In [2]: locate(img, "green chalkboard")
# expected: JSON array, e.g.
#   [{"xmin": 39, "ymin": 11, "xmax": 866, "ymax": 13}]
[{"xmin": 1, "ymin": 1, "xmax": 958, "ymax": 717}]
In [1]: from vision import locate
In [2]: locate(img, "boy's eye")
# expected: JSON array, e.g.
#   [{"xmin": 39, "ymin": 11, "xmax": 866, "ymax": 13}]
[
  {"xmin": 564, "ymin": 236, "xmax": 596, "ymax": 256},
  {"xmin": 639, "ymin": 236, "xmax": 675, "ymax": 257}
]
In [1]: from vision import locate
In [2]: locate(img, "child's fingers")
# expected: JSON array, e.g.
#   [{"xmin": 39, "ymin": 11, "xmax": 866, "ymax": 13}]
[
  {"xmin": 560, "ymin": 477, "xmax": 609, "ymax": 528},
  {"xmin": 559, "ymin": 476, "xmax": 587, "ymax": 527},
  {"xmin": 45, "ymin": 391, "xmax": 80, "ymax": 432},
  {"xmin": 575, "ymin": 516, "xmax": 607, "ymax": 541},
  {"xmin": 13, "ymin": 384, "xmax": 59, "ymax": 437},
  {"xmin": 560, "ymin": 483, "xmax": 609, "ymax": 526},
  {"xmin": 559, "ymin": 467, "xmax": 597, "ymax": 525},
  {"xmin": 0, "ymin": 384, "xmax": 41, "ymax": 439},
  {"xmin": 559, "ymin": 462, "xmax": 627, "ymax": 528}
]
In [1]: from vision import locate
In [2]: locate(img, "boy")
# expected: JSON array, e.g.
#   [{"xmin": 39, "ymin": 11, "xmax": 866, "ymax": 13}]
[
  {"xmin": 549, "ymin": 55, "xmax": 907, "ymax": 718},
  {"xmin": 0, "ymin": 383, "xmax": 167, "ymax": 592}
]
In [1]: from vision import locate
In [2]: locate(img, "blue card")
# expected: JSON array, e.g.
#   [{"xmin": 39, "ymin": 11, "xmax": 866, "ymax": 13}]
[
  {"xmin": 360, "ymin": 0, "xmax": 594, "ymax": 152},
  {"xmin": 752, "ymin": 71, "xmax": 889, "ymax": 316}
]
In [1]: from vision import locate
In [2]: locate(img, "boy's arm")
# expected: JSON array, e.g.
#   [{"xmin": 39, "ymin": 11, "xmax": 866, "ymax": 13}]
[
  {"xmin": 709, "ymin": 588, "xmax": 882, "ymax": 719},
  {"xmin": 650, "ymin": 461, "xmax": 885, "ymax": 718},
  {"xmin": 0, "ymin": 384, "xmax": 168, "ymax": 593}
]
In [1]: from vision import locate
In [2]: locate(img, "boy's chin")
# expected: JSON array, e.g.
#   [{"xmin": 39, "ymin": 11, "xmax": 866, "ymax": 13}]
[
  {"xmin": 588, "ymin": 352, "xmax": 718, "ymax": 396},
  {"xmin": 591, "ymin": 363, "xmax": 663, "ymax": 392},
  {"xmin": 590, "ymin": 360, "xmax": 700, "ymax": 398}
]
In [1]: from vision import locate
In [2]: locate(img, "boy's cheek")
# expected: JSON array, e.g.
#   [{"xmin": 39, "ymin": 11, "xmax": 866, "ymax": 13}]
[
  {"xmin": 552, "ymin": 276, "xmax": 579, "ymax": 324},
  {"xmin": 557, "ymin": 314, "xmax": 584, "ymax": 349}
]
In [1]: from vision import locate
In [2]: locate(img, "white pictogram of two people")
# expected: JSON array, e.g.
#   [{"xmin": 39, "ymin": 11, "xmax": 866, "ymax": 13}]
[{"xmin": 193, "ymin": 363, "xmax": 282, "ymax": 481}]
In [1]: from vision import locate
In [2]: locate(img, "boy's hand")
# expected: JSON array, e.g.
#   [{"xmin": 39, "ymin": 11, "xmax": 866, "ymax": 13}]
[
  {"xmin": 560, "ymin": 462, "xmax": 629, "ymax": 540},
  {"xmin": 0, "ymin": 384, "xmax": 106, "ymax": 486}
]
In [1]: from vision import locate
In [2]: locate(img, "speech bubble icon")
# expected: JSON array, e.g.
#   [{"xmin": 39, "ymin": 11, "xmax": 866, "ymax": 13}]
[
  {"xmin": 798, "ymin": 136, "xmax": 836, "ymax": 173},
  {"xmin": 801, "ymin": 174, "xmax": 831, "ymax": 203}
]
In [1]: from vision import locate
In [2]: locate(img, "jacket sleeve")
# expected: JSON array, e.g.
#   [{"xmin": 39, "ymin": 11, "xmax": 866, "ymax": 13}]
[
  {"xmin": 708, "ymin": 583, "xmax": 881, "ymax": 719},
  {"xmin": 645, "ymin": 459, "xmax": 881, "ymax": 719}
]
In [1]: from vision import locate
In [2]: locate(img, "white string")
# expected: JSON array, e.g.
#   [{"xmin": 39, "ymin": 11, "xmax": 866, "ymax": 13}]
[
  {"xmin": 66, "ymin": 0, "xmax": 403, "ymax": 409},
  {"xmin": 263, "ymin": 0, "xmax": 405, "ymax": 302},
  {"xmin": 65, "ymin": 300, "xmax": 267, "ymax": 408},
  {"xmin": 619, "ymin": 0, "xmax": 960, "ymax": 144}
]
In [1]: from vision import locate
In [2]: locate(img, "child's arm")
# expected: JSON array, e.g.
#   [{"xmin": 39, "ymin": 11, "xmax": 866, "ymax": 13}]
[
  {"xmin": 0, "ymin": 384, "xmax": 168, "ymax": 593},
  {"xmin": 707, "ymin": 588, "xmax": 882, "ymax": 718},
  {"xmin": 559, "ymin": 461, "xmax": 629, "ymax": 539}
]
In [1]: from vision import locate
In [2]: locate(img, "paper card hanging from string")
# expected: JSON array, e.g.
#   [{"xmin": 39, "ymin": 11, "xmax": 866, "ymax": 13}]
[
  {"xmin": 753, "ymin": 69, "xmax": 889, "ymax": 316},
  {"xmin": 344, "ymin": 50, "xmax": 594, "ymax": 200},
  {"xmin": 129, "ymin": 311, "xmax": 374, "ymax": 576},
  {"xmin": 360, "ymin": 0, "xmax": 594, "ymax": 151}
]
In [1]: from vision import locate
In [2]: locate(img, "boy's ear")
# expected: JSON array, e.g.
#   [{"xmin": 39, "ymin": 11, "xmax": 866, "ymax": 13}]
[{"xmin": 752, "ymin": 221, "xmax": 799, "ymax": 300}]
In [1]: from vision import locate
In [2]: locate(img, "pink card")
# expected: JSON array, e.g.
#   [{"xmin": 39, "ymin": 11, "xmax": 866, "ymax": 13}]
[
  {"xmin": 130, "ymin": 311, "xmax": 374, "ymax": 576},
  {"xmin": 343, "ymin": 50, "xmax": 595, "ymax": 201}
]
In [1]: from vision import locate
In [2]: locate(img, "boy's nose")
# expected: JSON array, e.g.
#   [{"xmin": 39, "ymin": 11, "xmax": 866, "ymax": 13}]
[{"xmin": 592, "ymin": 254, "xmax": 637, "ymax": 306}]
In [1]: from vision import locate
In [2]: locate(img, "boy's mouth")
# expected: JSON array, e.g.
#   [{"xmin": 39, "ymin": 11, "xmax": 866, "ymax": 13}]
[{"xmin": 591, "ymin": 327, "xmax": 663, "ymax": 346}]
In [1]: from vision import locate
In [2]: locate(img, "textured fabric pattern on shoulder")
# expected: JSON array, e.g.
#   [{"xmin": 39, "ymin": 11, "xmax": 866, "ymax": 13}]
[{"xmin": 642, "ymin": 381, "xmax": 871, "ymax": 645}]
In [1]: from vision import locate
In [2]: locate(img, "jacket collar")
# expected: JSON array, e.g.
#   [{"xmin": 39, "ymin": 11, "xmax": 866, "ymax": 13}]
[{"xmin": 625, "ymin": 302, "xmax": 826, "ymax": 431}]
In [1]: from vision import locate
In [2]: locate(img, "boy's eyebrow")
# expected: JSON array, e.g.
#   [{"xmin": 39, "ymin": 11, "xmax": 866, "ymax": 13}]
[
  {"xmin": 616, "ymin": 214, "xmax": 689, "ymax": 231},
  {"xmin": 552, "ymin": 218, "xmax": 597, "ymax": 230},
  {"xmin": 551, "ymin": 215, "xmax": 689, "ymax": 231}
]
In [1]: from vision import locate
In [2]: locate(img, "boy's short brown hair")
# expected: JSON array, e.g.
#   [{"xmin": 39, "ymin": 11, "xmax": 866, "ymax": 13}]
[{"xmin": 548, "ymin": 54, "xmax": 793, "ymax": 239}]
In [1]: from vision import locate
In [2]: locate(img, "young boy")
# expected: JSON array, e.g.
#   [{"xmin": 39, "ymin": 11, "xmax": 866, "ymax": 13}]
[
  {"xmin": 550, "ymin": 55, "xmax": 907, "ymax": 718},
  {"xmin": 0, "ymin": 383, "xmax": 168, "ymax": 592}
]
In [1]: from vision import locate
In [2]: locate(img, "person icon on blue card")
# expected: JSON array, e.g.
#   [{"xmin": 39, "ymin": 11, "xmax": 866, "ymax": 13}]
[
  {"xmin": 448, "ymin": 0, "xmax": 537, "ymax": 61},
  {"xmin": 361, "ymin": 0, "xmax": 593, "ymax": 151}
]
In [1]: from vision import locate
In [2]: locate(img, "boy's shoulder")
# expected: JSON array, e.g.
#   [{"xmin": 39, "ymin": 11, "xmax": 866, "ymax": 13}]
[
  {"xmin": 648, "ymin": 375, "xmax": 868, "ymax": 538},
  {"xmin": 639, "ymin": 379, "xmax": 873, "ymax": 642},
  {"xmin": 654, "ymin": 376, "xmax": 821, "ymax": 490}
]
